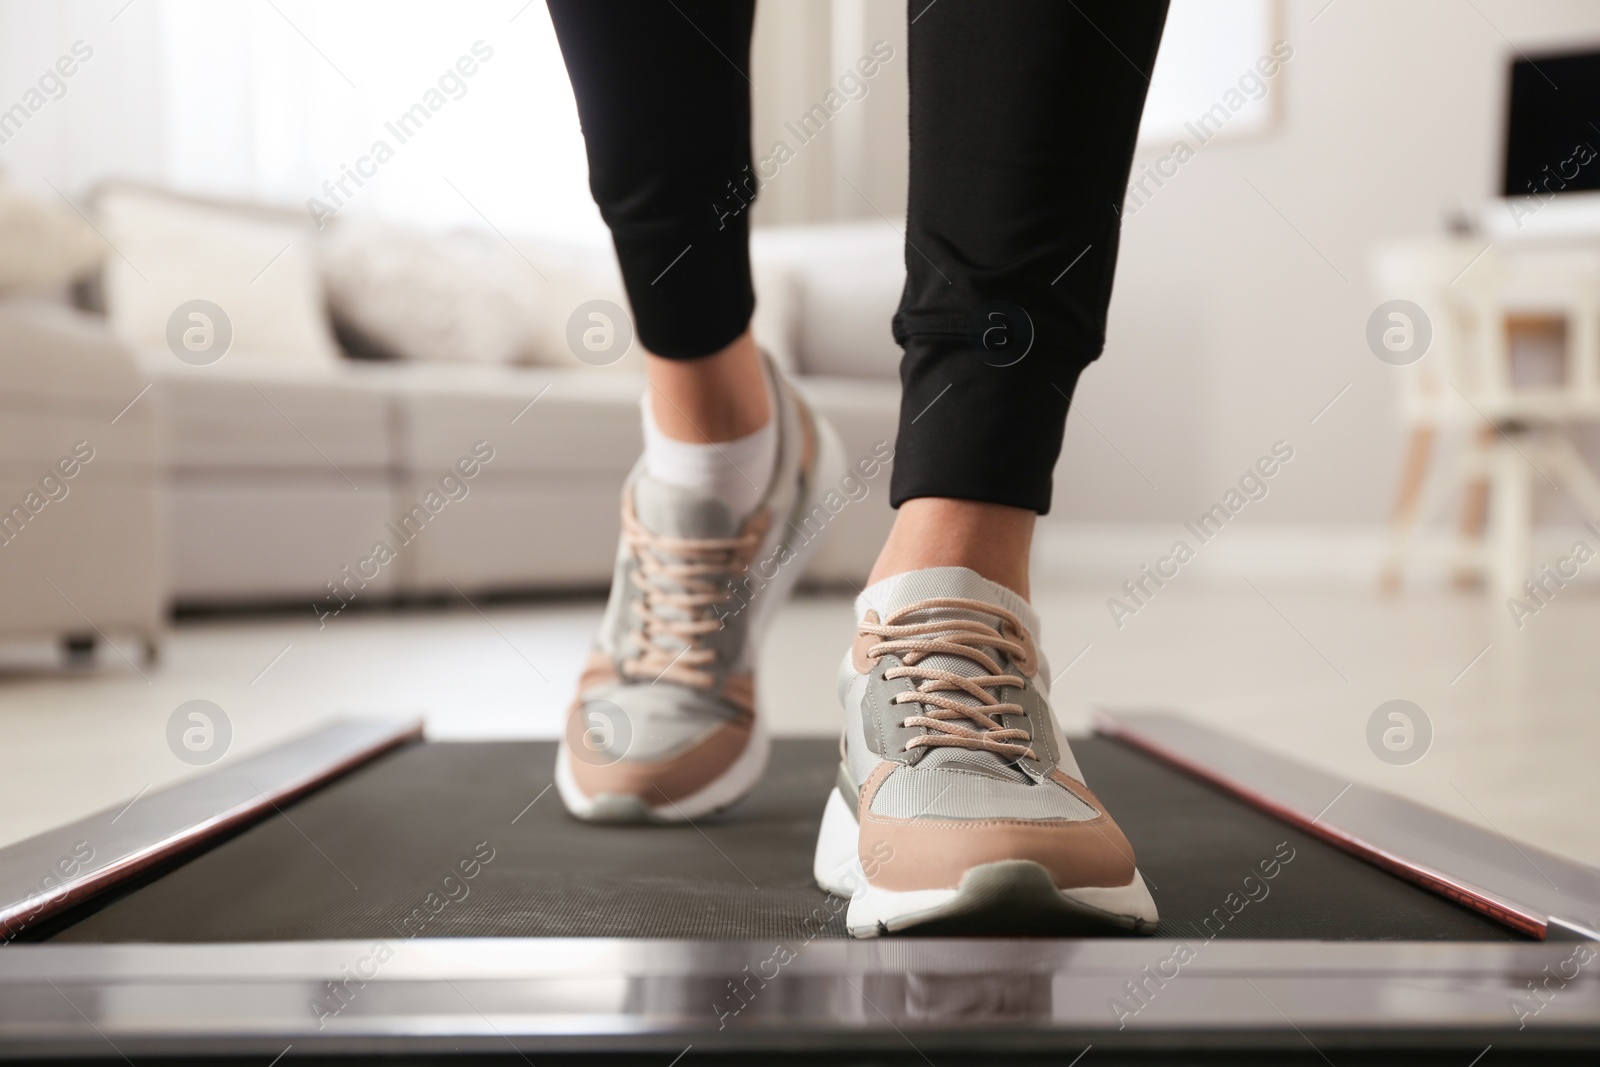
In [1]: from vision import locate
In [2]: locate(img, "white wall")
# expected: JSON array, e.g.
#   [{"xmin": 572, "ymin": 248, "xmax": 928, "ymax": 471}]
[
  {"xmin": 756, "ymin": 0, "xmax": 1600, "ymax": 535},
  {"xmin": 0, "ymin": 0, "xmax": 606, "ymax": 241},
  {"xmin": 1060, "ymin": 0, "xmax": 1600, "ymax": 529},
  {"xmin": 0, "ymin": 0, "xmax": 166, "ymax": 192}
]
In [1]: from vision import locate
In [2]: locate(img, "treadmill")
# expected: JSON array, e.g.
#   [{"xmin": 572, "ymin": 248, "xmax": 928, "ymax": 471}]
[{"xmin": 2, "ymin": 711, "xmax": 1597, "ymax": 1064}]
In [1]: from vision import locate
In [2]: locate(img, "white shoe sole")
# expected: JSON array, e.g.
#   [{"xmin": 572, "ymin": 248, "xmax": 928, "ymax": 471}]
[
  {"xmin": 813, "ymin": 786, "xmax": 1160, "ymax": 937},
  {"xmin": 556, "ymin": 406, "xmax": 848, "ymax": 825}
]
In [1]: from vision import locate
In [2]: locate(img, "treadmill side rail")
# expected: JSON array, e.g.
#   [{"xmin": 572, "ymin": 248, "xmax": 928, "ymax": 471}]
[
  {"xmin": 0, "ymin": 717, "xmax": 423, "ymax": 941},
  {"xmin": 1097, "ymin": 709, "xmax": 1600, "ymax": 942}
]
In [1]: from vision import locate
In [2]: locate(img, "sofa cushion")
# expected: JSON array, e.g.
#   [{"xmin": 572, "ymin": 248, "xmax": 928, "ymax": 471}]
[
  {"xmin": 98, "ymin": 184, "xmax": 340, "ymax": 371},
  {"xmin": 0, "ymin": 180, "xmax": 103, "ymax": 292},
  {"xmin": 788, "ymin": 375, "xmax": 901, "ymax": 584},
  {"xmin": 525, "ymin": 238, "xmax": 801, "ymax": 376},
  {"xmin": 390, "ymin": 363, "xmax": 643, "ymax": 476},
  {"xmin": 318, "ymin": 217, "xmax": 545, "ymax": 365},
  {"xmin": 0, "ymin": 298, "xmax": 145, "ymax": 408},
  {"xmin": 753, "ymin": 223, "xmax": 904, "ymax": 381},
  {"xmin": 149, "ymin": 359, "xmax": 392, "ymax": 472},
  {"xmin": 0, "ymin": 300, "xmax": 159, "ymax": 476},
  {"xmin": 397, "ymin": 478, "xmax": 625, "ymax": 596},
  {"xmin": 168, "ymin": 477, "xmax": 399, "ymax": 605},
  {"xmin": 520, "ymin": 240, "xmax": 645, "ymax": 375}
]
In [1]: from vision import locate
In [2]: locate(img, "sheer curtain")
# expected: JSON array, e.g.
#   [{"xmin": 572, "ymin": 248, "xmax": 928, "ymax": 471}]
[
  {"xmin": 0, "ymin": 0, "xmax": 1273, "ymax": 236},
  {"xmin": 1140, "ymin": 0, "xmax": 1281, "ymax": 146},
  {"xmin": 0, "ymin": 0, "xmax": 603, "ymax": 239},
  {"xmin": 152, "ymin": 0, "xmax": 603, "ymax": 239}
]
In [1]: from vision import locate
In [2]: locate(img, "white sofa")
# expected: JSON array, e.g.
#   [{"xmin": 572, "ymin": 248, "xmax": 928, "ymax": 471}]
[
  {"xmin": 78, "ymin": 184, "xmax": 907, "ymax": 610},
  {"xmin": 0, "ymin": 298, "xmax": 164, "ymax": 653}
]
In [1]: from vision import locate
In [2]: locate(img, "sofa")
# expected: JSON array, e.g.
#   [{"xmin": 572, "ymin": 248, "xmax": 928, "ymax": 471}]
[
  {"xmin": 59, "ymin": 183, "xmax": 906, "ymax": 612},
  {"xmin": 0, "ymin": 297, "xmax": 164, "ymax": 656}
]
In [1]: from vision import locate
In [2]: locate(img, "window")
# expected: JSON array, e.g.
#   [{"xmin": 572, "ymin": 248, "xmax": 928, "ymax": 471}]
[
  {"xmin": 1138, "ymin": 0, "xmax": 1281, "ymax": 149},
  {"xmin": 155, "ymin": 0, "xmax": 603, "ymax": 239}
]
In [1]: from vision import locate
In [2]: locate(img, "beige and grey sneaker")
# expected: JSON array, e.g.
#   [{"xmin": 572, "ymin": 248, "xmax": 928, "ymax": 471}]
[
  {"xmin": 813, "ymin": 566, "xmax": 1159, "ymax": 936},
  {"xmin": 556, "ymin": 355, "xmax": 845, "ymax": 823}
]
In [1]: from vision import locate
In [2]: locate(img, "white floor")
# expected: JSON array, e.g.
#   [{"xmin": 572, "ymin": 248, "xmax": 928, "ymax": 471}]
[{"xmin": 3, "ymin": 577, "xmax": 1598, "ymax": 873}]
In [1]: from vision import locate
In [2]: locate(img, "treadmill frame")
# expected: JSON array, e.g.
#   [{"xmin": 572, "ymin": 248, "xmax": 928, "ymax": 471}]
[{"xmin": 0, "ymin": 712, "xmax": 1596, "ymax": 1058}]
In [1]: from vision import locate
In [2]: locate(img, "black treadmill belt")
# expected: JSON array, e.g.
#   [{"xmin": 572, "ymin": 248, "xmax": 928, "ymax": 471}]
[{"xmin": 47, "ymin": 738, "xmax": 1520, "ymax": 943}]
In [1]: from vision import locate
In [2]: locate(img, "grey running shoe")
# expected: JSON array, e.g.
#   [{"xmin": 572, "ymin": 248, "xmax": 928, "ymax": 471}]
[
  {"xmin": 556, "ymin": 355, "xmax": 844, "ymax": 822},
  {"xmin": 813, "ymin": 566, "xmax": 1159, "ymax": 935}
]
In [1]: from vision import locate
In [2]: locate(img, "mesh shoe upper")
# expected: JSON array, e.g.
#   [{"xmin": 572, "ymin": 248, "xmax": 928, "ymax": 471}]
[
  {"xmin": 561, "ymin": 354, "xmax": 819, "ymax": 810},
  {"xmin": 839, "ymin": 568, "xmax": 1142, "ymax": 893}
]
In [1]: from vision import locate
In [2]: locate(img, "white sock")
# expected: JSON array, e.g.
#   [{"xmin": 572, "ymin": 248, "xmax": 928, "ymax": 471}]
[
  {"xmin": 640, "ymin": 378, "xmax": 776, "ymax": 518},
  {"xmin": 855, "ymin": 566, "xmax": 1041, "ymax": 639}
]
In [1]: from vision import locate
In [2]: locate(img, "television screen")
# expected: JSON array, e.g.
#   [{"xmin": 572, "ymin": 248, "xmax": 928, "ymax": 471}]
[{"xmin": 1502, "ymin": 48, "xmax": 1600, "ymax": 198}]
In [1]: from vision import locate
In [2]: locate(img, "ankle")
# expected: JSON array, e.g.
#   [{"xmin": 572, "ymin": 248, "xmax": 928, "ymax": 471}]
[
  {"xmin": 638, "ymin": 328, "xmax": 777, "ymax": 517},
  {"xmin": 645, "ymin": 328, "xmax": 770, "ymax": 443},
  {"xmin": 868, "ymin": 498, "xmax": 1035, "ymax": 600}
]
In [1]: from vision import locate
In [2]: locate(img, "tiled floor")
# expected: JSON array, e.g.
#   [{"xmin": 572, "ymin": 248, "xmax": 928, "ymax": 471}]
[{"xmin": 3, "ymin": 577, "xmax": 1598, "ymax": 872}]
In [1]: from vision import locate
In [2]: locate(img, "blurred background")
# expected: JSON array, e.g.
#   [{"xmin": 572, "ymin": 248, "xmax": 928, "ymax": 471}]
[{"xmin": 3, "ymin": 0, "xmax": 1599, "ymax": 872}]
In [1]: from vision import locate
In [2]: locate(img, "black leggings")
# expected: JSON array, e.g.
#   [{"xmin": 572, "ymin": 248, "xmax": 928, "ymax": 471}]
[{"xmin": 547, "ymin": 0, "xmax": 1168, "ymax": 514}]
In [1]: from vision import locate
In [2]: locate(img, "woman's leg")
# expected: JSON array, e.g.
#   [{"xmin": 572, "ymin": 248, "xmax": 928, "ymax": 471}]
[
  {"xmin": 821, "ymin": 0, "xmax": 1170, "ymax": 938},
  {"xmin": 548, "ymin": 0, "xmax": 844, "ymax": 823},
  {"xmin": 875, "ymin": 0, "xmax": 1170, "ymax": 598},
  {"xmin": 545, "ymin": 0, "xmax": 769, "ymax": 446}
]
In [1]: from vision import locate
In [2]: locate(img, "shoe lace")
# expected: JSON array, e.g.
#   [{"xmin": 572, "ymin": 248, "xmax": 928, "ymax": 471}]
[
  {"xmin": 618, "ymin": 500, "xmax": 763, "ymax": 689},
  {"xmin": 860, "ymin": 596, "xmax": 1036, "ymax": 762}
]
